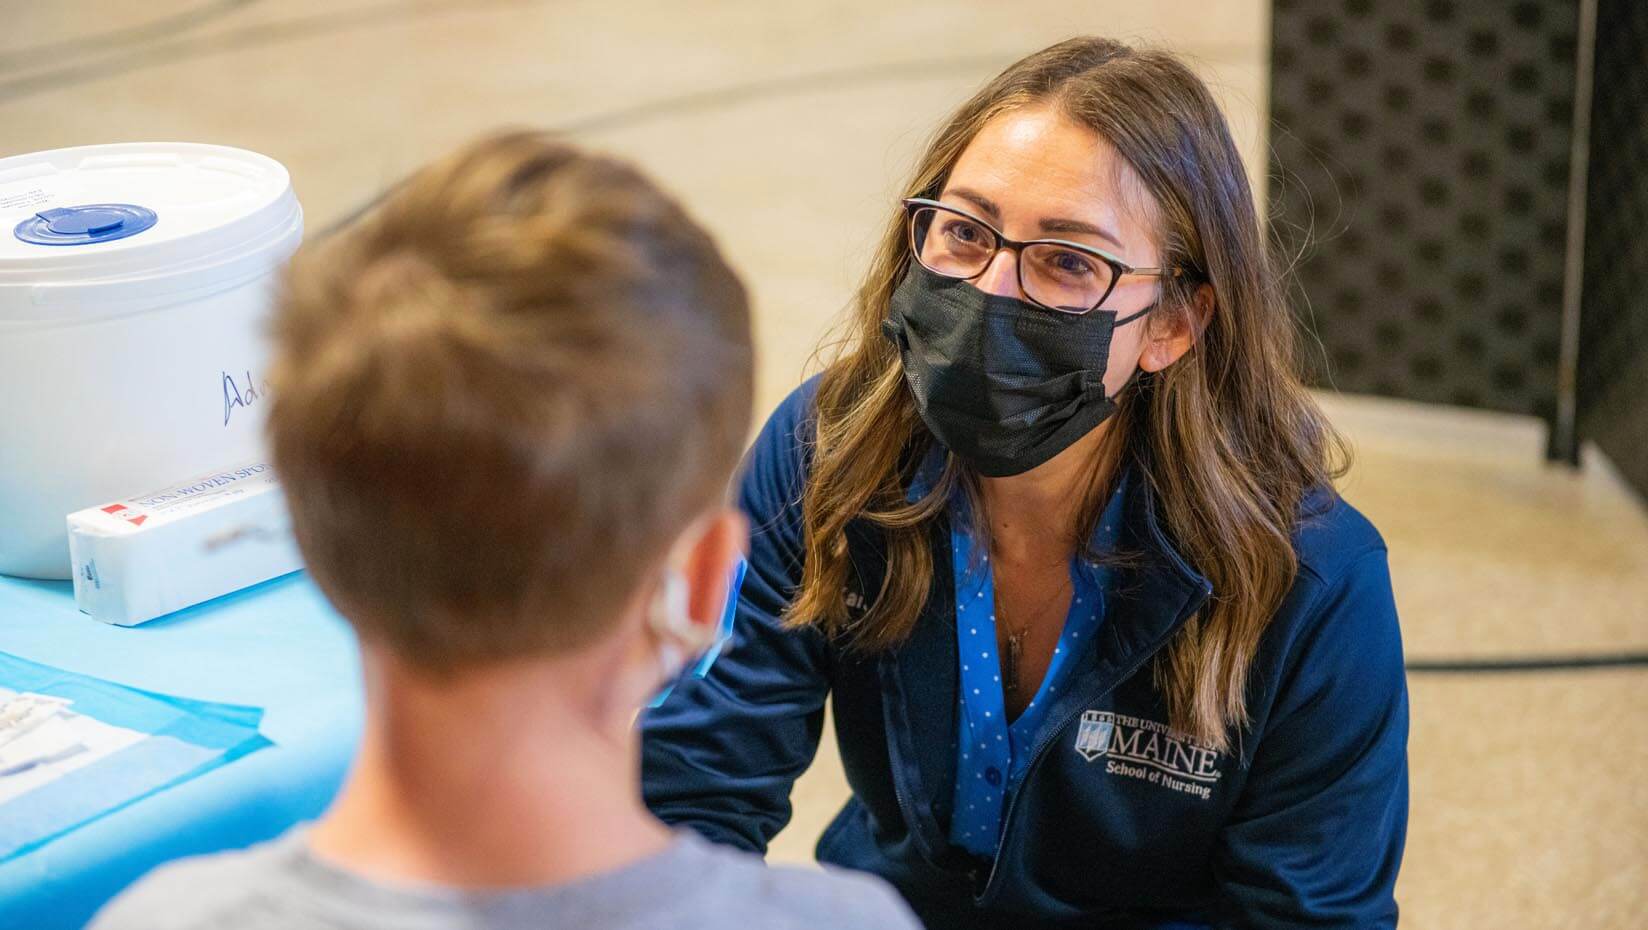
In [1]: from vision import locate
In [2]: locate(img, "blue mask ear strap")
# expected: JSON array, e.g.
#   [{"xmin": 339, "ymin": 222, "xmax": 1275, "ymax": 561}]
[
  {"xmin": 644, "ymin": 558, "xmax": 746, "ymax": 710},
  {"xmin": 690, "ymin": 558, "xmax": 745, "ymax": 674}
]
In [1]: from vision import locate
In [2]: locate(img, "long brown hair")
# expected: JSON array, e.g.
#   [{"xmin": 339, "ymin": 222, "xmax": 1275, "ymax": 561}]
[{"xmin": 785, "ymin": 38, "xmax": 1346, "ymax": 751}]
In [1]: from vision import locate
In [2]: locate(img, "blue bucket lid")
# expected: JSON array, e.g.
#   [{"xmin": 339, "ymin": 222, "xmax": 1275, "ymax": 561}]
[{"xmin": 14, "ymin": 204, "xmax": 158, "ymax": 246}]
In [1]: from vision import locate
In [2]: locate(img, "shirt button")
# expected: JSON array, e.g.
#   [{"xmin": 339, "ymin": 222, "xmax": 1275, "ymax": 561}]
[{"xmin": 985, "ymin": 766, "xmax": 1002, "ymax": 787}]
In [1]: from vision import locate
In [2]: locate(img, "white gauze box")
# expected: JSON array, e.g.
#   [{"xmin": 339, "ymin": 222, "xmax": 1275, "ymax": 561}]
[{"xmin": 66, "ymin": 462, "xmax": 303, "ymax": 626}]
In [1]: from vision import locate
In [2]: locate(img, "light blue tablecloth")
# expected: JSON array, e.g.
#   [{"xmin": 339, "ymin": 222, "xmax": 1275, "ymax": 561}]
[{"xmin": 0, "ymin": 571, "xmax": 361, "ymax": 929}]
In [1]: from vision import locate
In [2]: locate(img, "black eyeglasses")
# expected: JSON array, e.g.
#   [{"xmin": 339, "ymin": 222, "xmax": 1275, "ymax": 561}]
[{"xmin": 903, "ymin": 197, "xmax": 1179, "ymax": 315}]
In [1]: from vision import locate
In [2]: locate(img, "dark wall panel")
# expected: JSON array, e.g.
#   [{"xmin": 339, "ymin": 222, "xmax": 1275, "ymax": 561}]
[
  {"xmin": 1269, "ymin": 0, "xmax": 1579, "ymax": 419},
  {"xmin": 1577, "ymin": 1, "xmax": 1648, "ymax": 495}
]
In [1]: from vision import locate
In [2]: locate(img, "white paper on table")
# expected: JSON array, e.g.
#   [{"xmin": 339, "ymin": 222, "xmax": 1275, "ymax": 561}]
[{"xmin": 0, "ymin": 688, "xmax": 148, "ymax": 805}]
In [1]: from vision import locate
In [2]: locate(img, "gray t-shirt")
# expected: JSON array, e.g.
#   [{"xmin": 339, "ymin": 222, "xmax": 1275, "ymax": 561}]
[{"xmin": 88, "ymin": 829, "xmax": 921, "ymax": 930}]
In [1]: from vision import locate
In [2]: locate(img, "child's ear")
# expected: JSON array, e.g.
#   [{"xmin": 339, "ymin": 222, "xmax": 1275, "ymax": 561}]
[
  {"xmin": 681, "ymin": 508, "xmax": 748, "ymax": 633},
  {"xmin": 1138, "ymin": 283, "xmax": 1213, "ymax": 373}
]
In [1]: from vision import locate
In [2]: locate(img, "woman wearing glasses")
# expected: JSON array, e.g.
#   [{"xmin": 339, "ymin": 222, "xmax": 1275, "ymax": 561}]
[{"xmin": 642, "ymin": 37, "xmax": 1407, "ymax": 930}]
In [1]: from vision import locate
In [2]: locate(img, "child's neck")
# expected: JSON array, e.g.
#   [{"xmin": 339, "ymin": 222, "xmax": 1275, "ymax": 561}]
[{"xmin": 308, "ymin": 648, "xmax": 672, "ymax": 889}]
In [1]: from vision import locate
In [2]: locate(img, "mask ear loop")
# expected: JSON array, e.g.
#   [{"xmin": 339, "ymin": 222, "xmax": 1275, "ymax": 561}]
[
  {"xmin": 644, "ymin": 558, "xmax": 746, "ymax": 711},
  {"xmin": 646, "ymin": 568, "xmax": 697, "ymax": 684},
  {"xmin": 1113, "ymin": 303, "xmax": 1154, "ymax": 328},
  {"xmin": 1094, "ymin": 299, "xmax": 1161, "ymax": 399},
  {"xmin": 1110, "ymin": 261, "xmax": 1193, "ymax": 328}
]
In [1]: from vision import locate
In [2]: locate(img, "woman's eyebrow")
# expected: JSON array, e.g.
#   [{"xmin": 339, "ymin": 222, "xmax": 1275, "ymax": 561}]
[
  {"xmin": 1038, "ymin": 216, "xmax": 1123, "ymax": 251},
  {"xmin": 944, "ymin": 186, "xmax": 1123, "ymax": 250},
  {"xmin": 946, "ymin": 187, "xmax": 1003, "ymax": 219}
]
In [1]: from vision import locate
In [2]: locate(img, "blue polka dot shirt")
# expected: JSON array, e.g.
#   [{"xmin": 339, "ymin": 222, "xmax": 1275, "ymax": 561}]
[{"xmin": 908, "ymin": 451, "xmax": 1126, "ymax": 860}]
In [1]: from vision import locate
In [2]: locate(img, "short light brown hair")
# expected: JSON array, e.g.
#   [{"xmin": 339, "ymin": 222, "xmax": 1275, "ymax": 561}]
[{"xmin": 267, "ymin": 131, "xmax": 752, "ymax": 671}]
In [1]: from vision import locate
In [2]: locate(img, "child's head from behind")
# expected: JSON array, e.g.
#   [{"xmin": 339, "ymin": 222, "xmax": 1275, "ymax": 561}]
[{"xmin": 266, "ymin": 131, "xmax": 752, "ymax": 686}]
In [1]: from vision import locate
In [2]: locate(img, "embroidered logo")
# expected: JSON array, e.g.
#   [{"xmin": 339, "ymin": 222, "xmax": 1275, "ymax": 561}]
[{"xmin": 1074, "ymin": 710, "xmax": 1223, "ymax": 800}]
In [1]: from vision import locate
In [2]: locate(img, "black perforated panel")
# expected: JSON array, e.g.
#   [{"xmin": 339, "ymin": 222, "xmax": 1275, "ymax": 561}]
[
  {"xmin": 1268, "ymin": 0, "xmax": 1580, "ymax": 419},
  {"xmin": 1577, "ymin": 1, "xmax": 1648, "ymax": 496}
]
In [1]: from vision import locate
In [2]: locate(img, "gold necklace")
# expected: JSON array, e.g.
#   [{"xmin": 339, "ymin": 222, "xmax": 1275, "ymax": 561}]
[{"xmin": 997, "ymin": 575, "xmax": 1072, "ymax": 701}]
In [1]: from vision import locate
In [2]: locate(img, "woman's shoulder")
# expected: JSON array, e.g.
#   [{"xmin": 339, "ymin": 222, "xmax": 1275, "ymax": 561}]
[
  {"xmin": 1268, "ymin": 487, "xmax": 1403, "ymax": 698},
  {"xmin": 757, "ymin": 373, "xmax": 823, "ymax": 445},
  {"xmin": 1291, "ymin": 486, "xmax": 1388, "ymax": 589},
  {"xmin": 738, "ymin": 376, "xmax": 825, "ymax": 528},
  {"xmin": 744, "ymin": 375, "xmax": 824, "ymax": 481}
]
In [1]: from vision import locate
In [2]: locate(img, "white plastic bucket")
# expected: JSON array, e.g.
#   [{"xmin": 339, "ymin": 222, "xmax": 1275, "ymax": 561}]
[{"xmin": 0, "ymin": 143, "xmax": 303, "ymax": 579}]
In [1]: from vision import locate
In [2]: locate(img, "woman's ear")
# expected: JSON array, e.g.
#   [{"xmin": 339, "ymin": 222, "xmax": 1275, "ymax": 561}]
[{"xmin": 1138, "ymin": 283, "xmax": 1214, "ymax": 373}]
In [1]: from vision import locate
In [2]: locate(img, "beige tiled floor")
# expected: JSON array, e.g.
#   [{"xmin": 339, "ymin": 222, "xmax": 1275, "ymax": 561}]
[{"xmin": 5, "ymin": 2, "xmax": 1645, "ymax": 927}]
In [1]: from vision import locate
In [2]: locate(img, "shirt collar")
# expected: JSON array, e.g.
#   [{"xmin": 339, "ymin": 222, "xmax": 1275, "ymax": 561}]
[{"xmin": 905, "ymin": 443, "xmax": 947, "ymax": 505}]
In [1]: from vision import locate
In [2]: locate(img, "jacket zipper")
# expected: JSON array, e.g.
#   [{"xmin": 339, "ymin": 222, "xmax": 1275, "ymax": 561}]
[
  {"xmin": 882, "ymin": 659, "xmax": 946, "ymax": 865},
  {"xmin": 974, "ymin": 585, "xmax": 1211, "ymax": 906},
  {"xmin": 890, "ymin": 756, "xmax": 926, "ymax": 854}
]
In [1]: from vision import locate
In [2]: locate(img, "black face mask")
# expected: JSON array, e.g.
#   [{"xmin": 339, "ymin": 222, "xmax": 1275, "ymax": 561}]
[{"xmin": 881, "ymin": 264, "xmax": 1152, "ymax": 478}]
